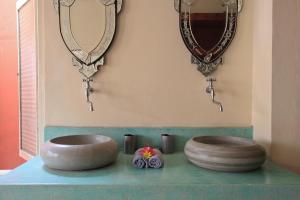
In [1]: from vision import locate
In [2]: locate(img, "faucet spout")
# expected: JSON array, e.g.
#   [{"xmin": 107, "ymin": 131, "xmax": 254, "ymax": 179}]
[
  {"xmin": 212, "ymin": 99, "xmax": 223, "ymax": 112},
  {"xmin": 206, "ymin": 77, "xmax": 224, "ymax": 112},
  {"xmin": 83, "ymin": 78, "xmax": 94, "ymax": 112}
]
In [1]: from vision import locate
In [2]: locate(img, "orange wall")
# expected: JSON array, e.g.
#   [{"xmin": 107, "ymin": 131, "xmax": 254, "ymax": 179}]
[{"xmin": 0, "ymin": 0, "xmax": 25, "ymax": 169}]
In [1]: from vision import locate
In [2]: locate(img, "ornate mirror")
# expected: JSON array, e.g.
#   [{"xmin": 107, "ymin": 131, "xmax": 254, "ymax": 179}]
[
  {"xmin": 175, "ymin": 0, "xmax": 242, "ymax": 111},
  {"xmin": 54, "ymin": 0, "xmax": 122, "ymax": 111}
]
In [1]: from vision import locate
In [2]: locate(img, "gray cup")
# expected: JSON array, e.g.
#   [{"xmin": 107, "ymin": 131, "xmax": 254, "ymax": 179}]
[
  {"xmin": 161, "ymin": 134, "xmax": 175, "ymax": 154},
  {"xmin": 124, "ymin": 134, "xmax": 137, "ymax": 154}
]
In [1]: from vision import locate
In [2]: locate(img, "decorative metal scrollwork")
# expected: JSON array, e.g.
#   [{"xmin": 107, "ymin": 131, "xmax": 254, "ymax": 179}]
[{"xmin": 192, "ymin": 56, "xmax": 222, "ymax": 77}]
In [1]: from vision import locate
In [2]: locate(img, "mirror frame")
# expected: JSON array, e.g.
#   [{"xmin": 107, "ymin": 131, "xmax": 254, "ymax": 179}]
[
  {"xmin": 175, "ymin": 0, "xmax": 241, "ymax": 76},
  {"xmin": 53, "ymin": 0, "xmax": 122, "ymax": 111},
  {"xmin": 54, "ymin": 0, "xmax": 122, "ymax": 78}
]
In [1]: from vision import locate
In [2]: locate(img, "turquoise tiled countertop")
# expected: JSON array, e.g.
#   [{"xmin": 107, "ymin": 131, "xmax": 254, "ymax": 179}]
[
  {"xmin": 1, "ymin": 153, "xmax": 300, "ymax": 200},
  {"xmin": 1, "ymin": 127, "xmax": 300, "ymax": 200}
]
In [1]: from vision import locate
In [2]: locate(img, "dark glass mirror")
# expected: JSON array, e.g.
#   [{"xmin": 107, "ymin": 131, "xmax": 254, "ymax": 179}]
[
  {"xmin": 189, "ymin": 1, "xmax": 227, "ymax": 52},
  {"xmin": 176, "ymin": 0, "xmax": 240, "ymax": 76}
]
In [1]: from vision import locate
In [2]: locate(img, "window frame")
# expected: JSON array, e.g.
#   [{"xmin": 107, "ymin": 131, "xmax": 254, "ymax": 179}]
[{"xmin": 16, "ymin": 0, "xmax": 39, "ymax": 160}]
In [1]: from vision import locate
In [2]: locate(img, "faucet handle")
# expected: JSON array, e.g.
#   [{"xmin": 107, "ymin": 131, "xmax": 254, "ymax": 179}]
[
  {"xmin": 83, "ymin": 78, "xmax": 93, "ymax": 83},
  {"xmin": 206, "ymin": 77, "xmax": 216, "ymax": 82}
]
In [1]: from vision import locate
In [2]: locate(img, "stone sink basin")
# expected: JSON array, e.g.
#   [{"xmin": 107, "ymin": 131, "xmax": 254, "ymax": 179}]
[
  {"xmin": 184, "ymin": 136, "xmax": 266, "ymax": 172},
  {"xmin": 41, "ymin": 135, "xmax": 118, "ymax": 171}
]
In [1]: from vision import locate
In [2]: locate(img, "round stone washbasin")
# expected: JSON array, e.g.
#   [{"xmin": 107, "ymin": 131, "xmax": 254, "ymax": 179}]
[
  {"xmin": 184, "ymin": 136, "xmax": 266, "ymax": 172},
  {"xmin": 41, "ymin": 135, "xmax": 118, "ymax": 171}
]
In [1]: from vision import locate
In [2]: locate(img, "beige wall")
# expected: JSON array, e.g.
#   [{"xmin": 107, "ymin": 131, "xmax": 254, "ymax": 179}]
[
  {"xmin": 35, "ymin": 0, "xmax": 300, "ymax": 173},
  {"xmin": 272, "ymin": 0, "xmax": 300, "ymax": 173},
  {"xmin": 252, "ymin": 0, "xmax": 273, "ymax": 154},
  {"xmin": 38, "ymin": 0, "xmax": 253, "ymax": 128}
]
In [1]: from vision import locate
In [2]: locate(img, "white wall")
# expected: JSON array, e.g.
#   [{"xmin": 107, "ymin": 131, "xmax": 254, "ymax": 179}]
[
  {"xmin": 252, "ymin": 0, "xmax": 273, "ymax": 154},
  {"xmin": 272, "ymin": 0, "xmax": 300, "ymax": 174},
  {"xmin": 38, "ymin": 0, "xmax": 253, "ymax": 129},
  {"xmin": 250, "ymin": 0, "xmax": 300, "ymax": 173}
]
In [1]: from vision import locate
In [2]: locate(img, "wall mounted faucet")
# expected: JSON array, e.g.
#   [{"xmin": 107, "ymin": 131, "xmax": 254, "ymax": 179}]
[
  {"xmin": 83, "ymin": 78, "xmax": 94, "ymax": 112},
  {"xmin": 206, "ymin": 78, "xmax": 223, "ymax": 112}
]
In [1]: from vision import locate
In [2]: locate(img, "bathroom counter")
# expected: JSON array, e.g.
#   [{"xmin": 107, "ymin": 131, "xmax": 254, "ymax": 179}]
[{"xmin": 1, "ymin": 153, "xmax": 300, "ymax": 200}]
